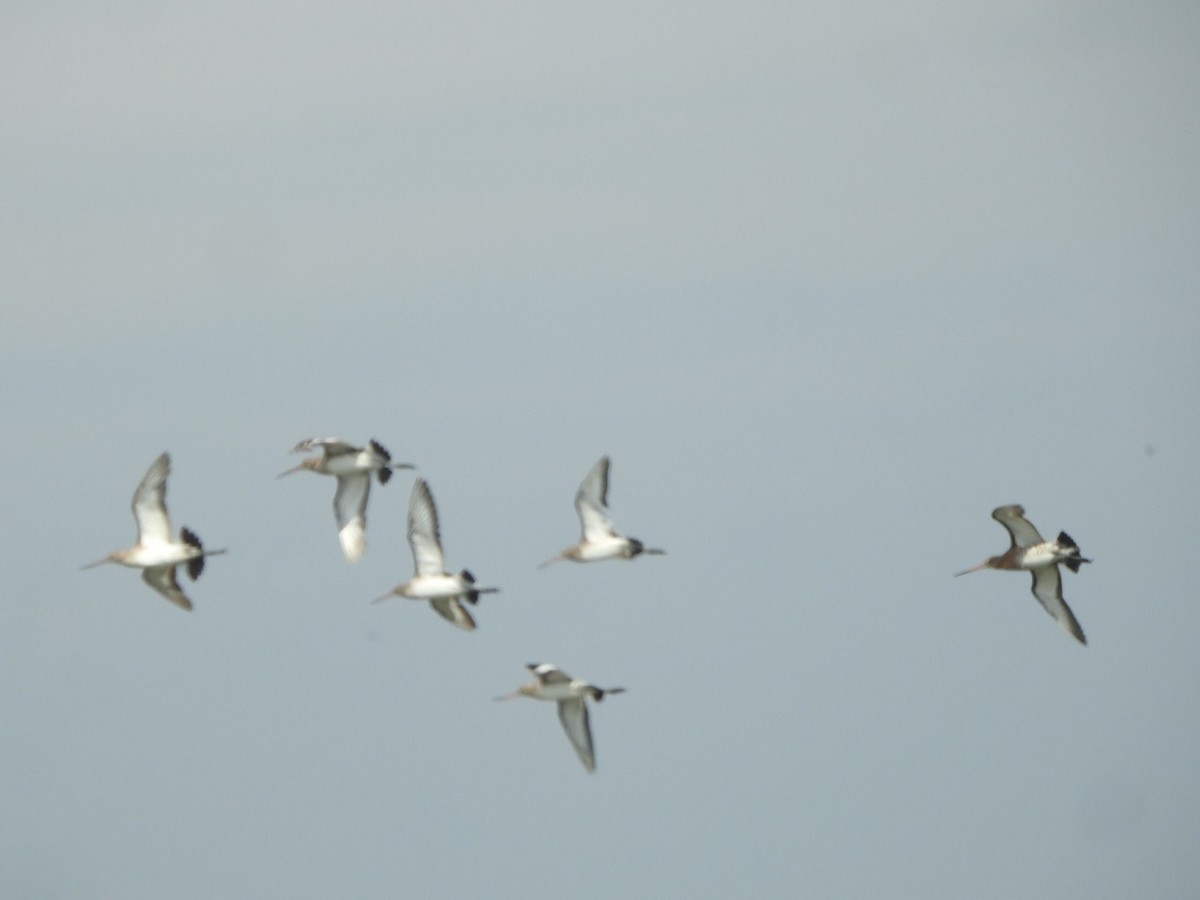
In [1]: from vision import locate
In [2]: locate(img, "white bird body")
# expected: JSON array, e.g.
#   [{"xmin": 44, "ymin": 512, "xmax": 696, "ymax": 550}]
[
  {"xmin": 279, "ymin": 437, "xmax": 414, "ymax": 563},
  {"xmin": 524, "ymin": 677, "xmax": 592, "ymax": 703},
  {"xmin": 1011, "ymin": 543, "xmax": 1071, "ymax": 569},
  {"xmin": 82, "ymin": 452, "xmax": 225, "ymax": 611},
  {"xmin": 540, "ymin": 455, "xmax": 664, "ymax": 567},
  {"xmin": 394, "ymin": 572, "xmax": 476, "ymax": 601},
  {"xmin": 956, "ymin": 504, "xmax": 1092, "ymax": 645},
  {"xmin": 321, "ymin": 450, "xmax": 377, "ymax": 477},
  {"xmin": 571, "ymin": 534, "xmax": 642, "ymax": 562},
  {"xmin": 373, "ymin": 479, "xmax": 498, "ymax": 630},
  {"xmin": 108, "ymin": 541, "xmax": 194, "ymax": 569},
  {"xmin": 497, "ymin": 663, "xmax": 625, "ymax": 772}
]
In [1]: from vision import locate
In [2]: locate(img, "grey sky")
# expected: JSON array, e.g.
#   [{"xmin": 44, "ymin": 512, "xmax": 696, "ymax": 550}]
[{"xmin": 2, "ymin": 3, "xmax": 1198, "ymax": 898}]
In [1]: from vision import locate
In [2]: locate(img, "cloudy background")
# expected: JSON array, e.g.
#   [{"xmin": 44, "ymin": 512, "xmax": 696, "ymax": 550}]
[{"xmin": 2, "ymin": 2, "xmax": 1197, "ymax": 897}]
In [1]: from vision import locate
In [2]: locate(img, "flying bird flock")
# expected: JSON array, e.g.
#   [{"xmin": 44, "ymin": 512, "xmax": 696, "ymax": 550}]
[
  {"xmin": 84, "ymin": 445, "xmax": 1094, "ymax": 772},
  {"xmin": 84, "ymin": 448, "xmax": 661, "ymax": 771}
]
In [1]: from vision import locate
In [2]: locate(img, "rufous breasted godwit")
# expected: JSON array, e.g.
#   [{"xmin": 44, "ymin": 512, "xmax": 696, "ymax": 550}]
[
  {"xmin": 956, "ymin": 504, "xmax": 1092, "ymax": 644},
  {"xmin": 495, "ymin": 663, "xmax": 625, "ymax": 773},
  {"xmin": 371, "ymin": 479, "xmax": 498, "ymax": 630},
  {"xmin": 539, "ymin": 455, "xmax": 665, "ymax": 568},
  {"xmin": 82, "ymin": 452, "xmax": 225, "ymax": 611},
  {"xmin": 279, "ymin": 438, "xmax": 414, "ymax": 563}
]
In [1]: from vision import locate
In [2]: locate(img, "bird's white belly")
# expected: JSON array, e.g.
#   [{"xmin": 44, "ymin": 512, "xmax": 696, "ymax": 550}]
[
  {"xmin": 578, "ymin": 538, "xmax": 628, "ymax": 561},
  {"xmin": 1018, "ymin": 543, "xmax": 1062, "ymax": 569},
  {"xmin": 123, "ymin": 543, "xmax": 191, "ymax": 568},
  {"xmin": 402, "ymin": 574, "xmax": 465, "ymax": 599},
  {"xmin": 538, "ymin": 683, "xmax": 585, "ymax": 702}
]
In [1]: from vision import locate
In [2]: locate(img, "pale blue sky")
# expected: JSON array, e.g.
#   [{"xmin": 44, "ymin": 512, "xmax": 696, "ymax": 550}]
[{"xmin": 2, "ymin": 3, "xmax": 1198, "ymax": 898}]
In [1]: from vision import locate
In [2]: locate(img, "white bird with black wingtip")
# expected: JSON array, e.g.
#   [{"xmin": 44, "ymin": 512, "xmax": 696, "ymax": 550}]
[
  {"xmin": 496, "ymin": 663, "xmax": 626, "ymax": 772},
  {"xmin": 540, "ymin": 455, "xmax": 665, "ymax": 568},
  {"xmin": 82, "ymin": 452, "xmax": 225, "ymax": 611},
  {"xmin": 372, "ymin": 479, "xmax": 499, "ymax": 630},
  {"xmin": 279, "ymin": 437, "xmax": 414, "ymax": 563}
]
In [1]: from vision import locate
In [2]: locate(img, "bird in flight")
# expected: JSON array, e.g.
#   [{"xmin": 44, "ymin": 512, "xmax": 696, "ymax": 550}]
[
  {"xmin": 279, "ymin": 437, "xmax": 414, "ymax": 563},
  {"xmin": 496, "ymin": 663, "xmax": 626, "ymax": 772},
  {"xmin": 540, "ymin": 455, "xmax": 665, "ymax": 568},
  {"xmin": 82, "ymin": 452, "xmax": 225, "ymax": 611},
  {"xmin": 372, "ymin": 479, "xmax": 498, "ymax": 630},
  {"xmin": 956, "ymin": 504, "xmax": 1091, "ymax": 644}
]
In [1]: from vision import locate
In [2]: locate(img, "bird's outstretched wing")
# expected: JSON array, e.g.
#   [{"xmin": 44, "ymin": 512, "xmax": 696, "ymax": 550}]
[
  {"xmin": 430, "ymin": 597, "xmax": 476, "ymax": 631},
  {"xmin": 141, "ymin": 565, "xmax": 193, "ymax": 611},
  {"xmin": 408, "ymin": 479, "xmax": 446, "ymax": 576},
  {"xmin": 1029, "ymin": 566, "xmax": 1087, "ymax": 645},
  {"xmin": 557, "ymin": 697, "xmax": 596, "ymax": 773},
  {"xmin": 992, "ymin": 504, "xmax": 1044, "ymax": 549},
  {"xmin": 333, "ymin": 473, "xmax": 370, "ymax": 563},
  {"xmin": 528, "ymin": 662, "xmax": 573, "ymax": 685},
  {"xmin": 292, "ymin": 438, "xmax": 357, "ymax": 456},
  {"xmin": 575, "ymin": 456, "xmax": 616, "ymax": 542},
  {"xmin": 132, "ymin": 453, "xmax": 173, "ymax": 546}
]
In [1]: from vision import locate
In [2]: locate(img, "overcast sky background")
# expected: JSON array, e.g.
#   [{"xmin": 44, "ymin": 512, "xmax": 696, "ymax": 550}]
[{"xmin": 2, "ymin": 3, "xmax": 1198, "ymax": 898}]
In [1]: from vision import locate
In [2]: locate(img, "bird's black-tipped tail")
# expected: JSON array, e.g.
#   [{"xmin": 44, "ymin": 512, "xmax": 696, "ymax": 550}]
[
  {"xmin": 628, "ymin": 537, "xmax": 666, "ymax": 558},
  {"xmin": 370, "ymin": 439, "xmax": 394, "ymax": 484},
  {"xmin": 370, "ymin": 439, "xmax": 415, "ymax": 484},
  {"xmin": 460, "ymin": 569, "xmax": 499, "ymax": 605},
  {"xmin": 181, "ymin": 527, "xmax": 226, "ymax": 581},
  {"xmin": 1057, "ymin": 531, "xmax": 1092, "ymax": 573},
  {"xmin": 591, "ymin": 687, "xmax": 627, "ymax": 702},
  {"xmin": 182, "ymin": 527, "xmax": 206, "ymax": 581}
]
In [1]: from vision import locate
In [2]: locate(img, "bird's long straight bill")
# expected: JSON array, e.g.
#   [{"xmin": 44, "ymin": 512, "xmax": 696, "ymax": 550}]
[
  {"xmin": 492, "ymin": 690, "xmax": 522, "ymax": 702},
  {"xmin": 953, "ymin": 561, "xmax": 990, "ymax": 577},
  {"xmin": 80, "ymin": 555, "xmax": 111, "ymax": 570},
  {"xmin": 276, "ymin": 464, "xmax": 305, "ymax": 479},
  {"xmin": 537, "ymin": 555, "xmax": 564, "ymax": 569}
]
